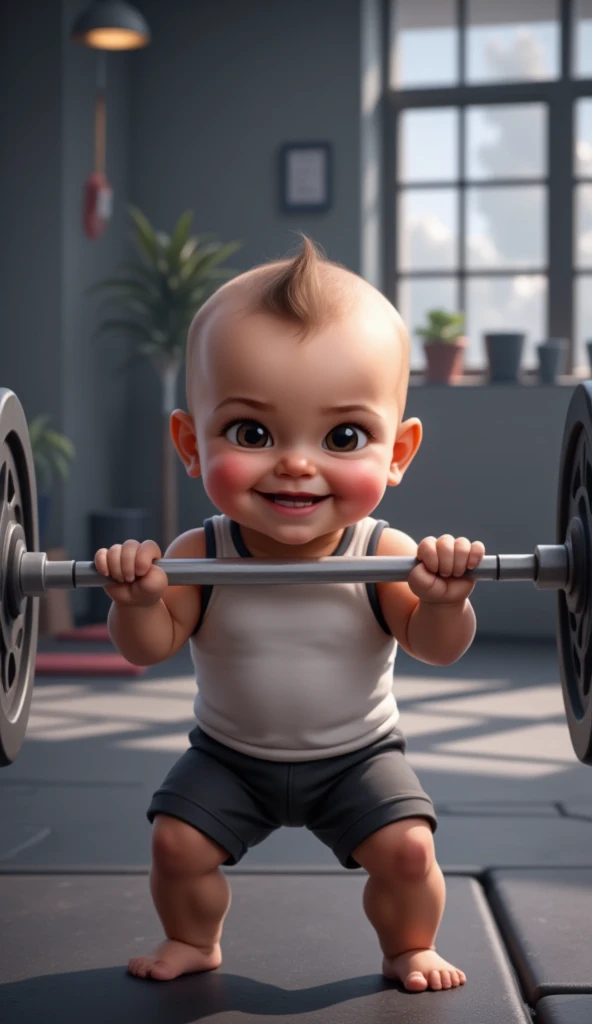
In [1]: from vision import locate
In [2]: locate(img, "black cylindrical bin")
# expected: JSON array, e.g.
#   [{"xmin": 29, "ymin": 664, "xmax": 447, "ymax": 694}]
[{"xmin": 88, "ymin": 508, "xmax": 150, "ymax": 622}]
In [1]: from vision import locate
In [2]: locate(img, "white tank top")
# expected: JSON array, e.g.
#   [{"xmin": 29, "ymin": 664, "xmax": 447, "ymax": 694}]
[{"xmin": 189, "ymin": 514, "xmax": 399, "ymax": 761}]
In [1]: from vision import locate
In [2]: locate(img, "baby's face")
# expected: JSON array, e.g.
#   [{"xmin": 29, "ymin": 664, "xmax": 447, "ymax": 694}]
[{"xmin": 186, "ymin": 303, "xmax": 414, "ymax": 549}]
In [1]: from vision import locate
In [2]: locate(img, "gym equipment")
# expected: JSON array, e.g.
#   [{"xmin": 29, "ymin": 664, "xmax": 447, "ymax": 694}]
[{"xmin": 1, "ymin": 383, "xmax": 591, "ymax": 767}]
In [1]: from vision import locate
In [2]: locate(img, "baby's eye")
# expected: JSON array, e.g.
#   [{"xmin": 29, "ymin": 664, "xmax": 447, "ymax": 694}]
[
  {"xmin": 224, "ymin": 420, "xmax": 272, "ymax": 448},
  {"xmin": 322, "ymin": 424, "xmax": 370, "ymax": 453}
]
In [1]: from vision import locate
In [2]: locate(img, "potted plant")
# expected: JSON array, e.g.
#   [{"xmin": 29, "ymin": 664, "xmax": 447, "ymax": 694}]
[
  {"xmin": 28, "ymin": 415, "xmax": 76, "ymax": 548},
  {"xmin": 483, "ymin": 331, "xmax": 526, "ymax": 383},
  {"xmin": 536, "ymin": 338, "xmax": 567, "ymax": 385},
  {"xmin": 416, "ymin": 309, "xmax": 468, "ymax": 384},
  {"xmin": 91, "ymin": 206, "xmax": 242, "ymax": 548}
]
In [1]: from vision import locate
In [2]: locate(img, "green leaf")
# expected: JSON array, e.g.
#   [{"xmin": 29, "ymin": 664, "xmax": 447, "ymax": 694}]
[
  {"xmin": 89, "ymin": 277, "xmax": 160, "ymax": 302},
  {"xmin": 44, "ymin": 430, "xmax": 75, "ymax": 459},
  {"xmin": 89, "ymin": 210, "xmax": 242, "ymax": 368},
  {"xmin": 28, "ymin": 415, "xmax": 52, "ymax": 445},
  {"xmin": 91, "ymin": 319, "xmax": 155, "ymax": 344},
  {"xmin": 167, "ymin": 210, "xmax": 194, "ymax": 271},
  {"xmin": 128, "ymin": 205, "xmax": 160, "ymax": 264},
  {"xmin": 416, "ymin": 308, "xmax": 465, "ymax": 342},
  {"xmin": 52, "ymin": 452, "xmax": 72, "ymax": 480}
]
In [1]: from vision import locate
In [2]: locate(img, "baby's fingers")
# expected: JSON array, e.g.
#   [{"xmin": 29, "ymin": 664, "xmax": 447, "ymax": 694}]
[
  {"xmin": 467, "ymin": 541, "xmax": 486, "ymax": 570},
  {"xmin": 120, "ymin": 540, "xmax": 142, "ymax": 582},
  {"xmin": 134, "ymin": 539, "xmax": 163, "ymax": 576},
  {"xmin": 94, "ymin": 547, "xmax": 109, "ymax": 575},
  {"xmin": 416, "ymin": 536, "xmax": 438, "ymax": 573},
  {"xmin": 451, "ymin": 537, "xmax": 472, "ymax": 577}
]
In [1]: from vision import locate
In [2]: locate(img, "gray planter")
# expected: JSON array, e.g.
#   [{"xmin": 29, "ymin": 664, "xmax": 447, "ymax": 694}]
[
  {"xmin": 587, "ymin": 339, "xmax": 592, "ymax": 375},
  {"xmin": 484, "ymin": 332, "xmax": 525, "ymax": 383},
  {"xmin": 537, "ymin": 339, "xmax": 567, "ymax": 384}
]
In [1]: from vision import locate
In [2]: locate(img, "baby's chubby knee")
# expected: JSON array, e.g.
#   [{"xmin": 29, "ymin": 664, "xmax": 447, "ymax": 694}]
[
  {"xmin": 151, "ymin": 814, "xmax": 229, "ymax": 877},
  {"xmin": 354, "ymin": 818, "xmax": 435, "ymax": 882},
  {"xmin": 392, "ymin": 826, "xmax": 435, "ymax": 882}
]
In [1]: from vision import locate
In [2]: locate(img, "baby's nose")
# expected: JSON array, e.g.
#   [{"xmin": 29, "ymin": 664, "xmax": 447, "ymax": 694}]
[{"xmin": 275, "ymin": 451, "xmax": 317, "ymax": 475}]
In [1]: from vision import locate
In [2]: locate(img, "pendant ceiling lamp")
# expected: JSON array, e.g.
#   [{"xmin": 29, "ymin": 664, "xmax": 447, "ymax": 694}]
[
  {"xmin": 71, "ymin": 0, "xmax": 150, "ymax": 51},
  {"xmin": 70, "ymin": 2, "xmax": 150, "ymax": 240}
]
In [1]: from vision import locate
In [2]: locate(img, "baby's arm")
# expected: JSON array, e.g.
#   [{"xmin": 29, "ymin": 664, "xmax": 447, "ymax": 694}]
[
  {"xmin": 95, "ymin": 529, "xmax": 205, "ymax": 665},
  {"xmin": 375, "ymin": 528, "xmax": 481, "ymax": 666}
]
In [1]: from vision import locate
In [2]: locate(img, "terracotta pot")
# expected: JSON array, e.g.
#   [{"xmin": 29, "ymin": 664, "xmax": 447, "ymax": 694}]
[{"xmin": 423, "ymin": 337, "xmax": 467, "ymax": 384}]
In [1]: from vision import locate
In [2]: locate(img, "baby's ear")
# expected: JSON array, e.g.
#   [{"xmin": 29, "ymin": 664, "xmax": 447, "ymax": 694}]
[
  {"xmin": 170, "ymin": 409, "xmax": 201, "ymax": 478},
  {"xmin": 387, "ymin": 416, "xmax": 422, "ymax": 487}
]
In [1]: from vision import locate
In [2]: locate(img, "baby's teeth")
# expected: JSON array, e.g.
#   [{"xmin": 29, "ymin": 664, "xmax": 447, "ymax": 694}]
[{"xmin": 274, "ymin": 498, "xmax": 313, "ymax": 507}]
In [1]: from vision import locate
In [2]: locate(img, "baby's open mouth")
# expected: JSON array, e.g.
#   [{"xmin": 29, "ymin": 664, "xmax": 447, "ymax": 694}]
[{"xmin": 255, "ymin": 491, "xmax": 330, "ymax": 508}]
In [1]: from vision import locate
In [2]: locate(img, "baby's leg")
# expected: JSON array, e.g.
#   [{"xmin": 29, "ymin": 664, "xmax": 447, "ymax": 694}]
[
  {"xmin": 129, "ymin": 813, "xmax": 231, "ymax": 981},
  {"xmin": 353, "ymin": 818, "xmax": 466, "ymax": 993}
]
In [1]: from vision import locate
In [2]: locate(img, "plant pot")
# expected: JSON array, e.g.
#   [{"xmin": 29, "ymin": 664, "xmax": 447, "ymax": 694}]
[
  {"xmin": 423, "ymin": 338, "xmax": 467, "ymax": 384},
  {"xmin": 37, "ymin": 493, "xmax": 51, "ymax": 549},
  {"xmin": 537, "ymin": 339, "xmax": 567, "ymax": 385},
  {"xmin": 586, "ymin": 340, "xmax": 592, "ymax": 376},
  {"xmin": 484, "ymin": 332, "xmax": 525, "ymax": 383}
]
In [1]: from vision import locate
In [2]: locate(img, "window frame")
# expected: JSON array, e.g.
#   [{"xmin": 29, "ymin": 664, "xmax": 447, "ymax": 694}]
[{"xmin": 385, "ymin": 0, "xmax": 592, "ymax": 376}]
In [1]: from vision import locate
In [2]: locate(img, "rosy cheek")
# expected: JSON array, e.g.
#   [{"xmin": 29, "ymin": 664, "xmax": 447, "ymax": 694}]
[
  {"xmin": 329, "ymin": 461, "xmax": 384, "ymax": 507},
  {"xmin": 204, "ymin": 451, "xmax": 259, "ymax": 505}
]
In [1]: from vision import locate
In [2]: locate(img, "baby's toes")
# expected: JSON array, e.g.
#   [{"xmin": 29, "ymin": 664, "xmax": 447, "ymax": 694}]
[
  {"xmin": 440, "ymin": 970, "xmax": 452, "ymax": 989},
  {"xmin": 128, "ymin": 956, "xmax": 151, "ymax": 978},
  {"xmin": 428, "ymin": 969, "xmax": 443, "ymax": 990}
]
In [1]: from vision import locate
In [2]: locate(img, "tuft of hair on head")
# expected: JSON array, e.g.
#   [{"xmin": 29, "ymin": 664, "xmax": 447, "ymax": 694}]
[{"xmin": 254, "ymin": 233, "xmax": 350, "ymax": 337}]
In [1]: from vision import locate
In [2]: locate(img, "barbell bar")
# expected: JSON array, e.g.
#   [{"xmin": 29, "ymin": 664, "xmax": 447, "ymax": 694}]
[
  {"xmin": 1, "ymin": 382, "xmax": 592, "ymax": 769},
  {"xmin": 14, "ymin": 546, "xmax": 571, "ymax": 592}
]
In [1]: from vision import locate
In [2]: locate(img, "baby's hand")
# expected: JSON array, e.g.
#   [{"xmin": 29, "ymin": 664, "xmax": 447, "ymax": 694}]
[
  {"xmin": 94, "ymin": 539, "xmax": 168, "ymax": 607},
  {"xmin": 408, "ymin": 535, "xmax": 486, "ymax": 606}
]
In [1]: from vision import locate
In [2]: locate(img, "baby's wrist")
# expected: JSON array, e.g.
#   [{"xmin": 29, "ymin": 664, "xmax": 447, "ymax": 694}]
[{"xmin": 416, "ymin": 596, "xmax": 469, "ymax": 614}]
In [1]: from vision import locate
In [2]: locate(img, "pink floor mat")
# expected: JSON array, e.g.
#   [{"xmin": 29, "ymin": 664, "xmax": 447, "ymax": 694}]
[
  {"xmin": 36, "ymin": 652, "xmax": 147, "ymax": 676},
  {"xmin": 56, "ymin": 623, "xmax": 111, "ymax": 642}
]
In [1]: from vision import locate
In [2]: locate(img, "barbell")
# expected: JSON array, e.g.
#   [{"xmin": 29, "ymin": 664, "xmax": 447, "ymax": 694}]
[{"xmin": 1, "ymin": 382, "xmax": 591, "ymax": 769}]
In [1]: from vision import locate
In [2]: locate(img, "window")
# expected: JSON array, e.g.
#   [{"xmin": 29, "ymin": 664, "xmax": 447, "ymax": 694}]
[
  {"xmin": 575, "ymin": 98, "xmax": 592, "ymax": 368},
  {"xmin": 388, "ymin": 0, "xmax": 592, "ymax": 375}
]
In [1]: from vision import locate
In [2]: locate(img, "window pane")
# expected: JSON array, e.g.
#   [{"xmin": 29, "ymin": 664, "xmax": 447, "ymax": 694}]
[
  {"xmin": 575, "ymin": 184, "xmax": 592, "ymax": 268},
  {"xmin": 465, "ymin": 275, "xmax": 547, "ymax": 369},
  {"xmin": 398, "ymin": 189, "xmax": 458, "ymax": 270},
  {"xmin": 467, "ymin": 0, "xmax": 559, "ymax": 83},
  {"xmin": 575, "ymin": 99, "xmax": 592, "ymax": 177},
  {"xmin": 574, "ymin": 275, "xmax": 592, "ymax": 373},
  {"xmin": 574, "ymin": 0, "xmax": 592, "ymax": 78},
  {"xmin": 399, "ymin": 109, "xmax": 459, "ymax": 183},
  {"xmin": 466, "ymin": 185, "xmax": 546, "ymax": 268},
  {"xmin": 397, "ymin": 277, "xmax": 459, "ymax": 371},
  {"xmin": 466, "ymin": 105, "xmax": 546, "ymax": 179},
  {"xmin": 390, "ymin": 0, "xmax": 458, "ymax": 89}
]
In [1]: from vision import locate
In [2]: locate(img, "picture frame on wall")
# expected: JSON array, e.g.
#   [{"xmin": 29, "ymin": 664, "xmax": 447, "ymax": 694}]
[{"xmin": 279, "ymin": 142, "xmax": 333, "ymax": 213}]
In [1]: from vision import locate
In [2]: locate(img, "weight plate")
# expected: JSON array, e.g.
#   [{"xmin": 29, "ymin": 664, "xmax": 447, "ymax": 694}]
[
  {"xmin": 557, "ymin": 381, "xmax": 592, "ymax": 765},
  {"xmin": 0, "ymin": 389, "xmax": 38, "ymax": 766}
]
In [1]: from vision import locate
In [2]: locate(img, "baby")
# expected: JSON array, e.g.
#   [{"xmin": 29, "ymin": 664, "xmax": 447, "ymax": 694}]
[{"xmin": 95, "ymin": 237, "xmax": 485, "ymax": 993}]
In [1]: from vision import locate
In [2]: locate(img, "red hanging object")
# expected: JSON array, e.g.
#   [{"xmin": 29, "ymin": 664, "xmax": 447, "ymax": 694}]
[{"xmin": 83, "ymin": 56, "xmax": 113, "ymax": 240}]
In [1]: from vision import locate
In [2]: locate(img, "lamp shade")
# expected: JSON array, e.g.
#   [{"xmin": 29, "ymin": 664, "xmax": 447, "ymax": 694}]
[{"xmin": 71, "ymin": 0, "xmax": 150, "ymax": 50}]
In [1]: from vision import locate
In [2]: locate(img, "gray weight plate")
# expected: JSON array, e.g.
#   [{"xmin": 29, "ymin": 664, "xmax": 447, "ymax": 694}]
[
  {"xmin": 557, "ymin": 381, "xmax": 592, "ymax": 765},
  {"xmin": 0, "ymin": 388, "xmax": 38, "ymax": 766}
]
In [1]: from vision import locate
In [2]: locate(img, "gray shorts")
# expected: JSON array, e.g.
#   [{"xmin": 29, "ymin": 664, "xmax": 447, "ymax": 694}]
[{"xmin": 147, "ymin": 725, "xmax": 437, "ymax": 870}]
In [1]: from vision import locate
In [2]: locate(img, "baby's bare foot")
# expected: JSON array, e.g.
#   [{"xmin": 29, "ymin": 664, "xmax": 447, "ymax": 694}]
[
  {"xmin": 128, "ymin": 939, "xmax": 222, "ymax": 981},
  {"xmin": 382, "ymin": 947, "xmax": 466, "ymax": 992}
]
